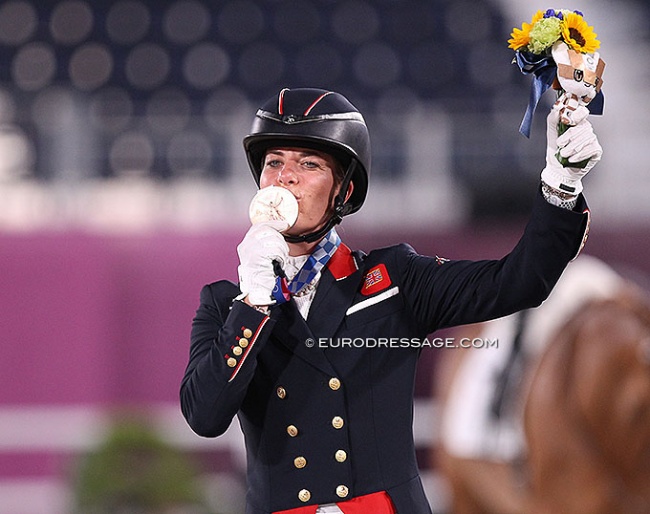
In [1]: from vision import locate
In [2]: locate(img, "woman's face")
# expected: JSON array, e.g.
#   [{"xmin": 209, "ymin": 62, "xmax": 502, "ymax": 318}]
[{"xmin": 259, "ymin": 147, "xmax": 340, "ymax": 237}]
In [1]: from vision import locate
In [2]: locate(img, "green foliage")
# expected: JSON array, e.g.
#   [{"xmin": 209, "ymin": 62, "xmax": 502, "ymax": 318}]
[{"xmin": 72, "ymin": 415, "xmax": 208, "ymax": 514}]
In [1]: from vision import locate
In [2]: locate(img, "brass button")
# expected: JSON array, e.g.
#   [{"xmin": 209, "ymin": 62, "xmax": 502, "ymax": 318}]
[
  {"xmin": 238, "ymin": 338, "xmax": 249, "ymax": 348},
  {"xmin": 294, "ymin": 456, "xmax": 307, "ymax": 469},
  {"xmin": 227, "ymin": 357, "xmax": 237, "ymax": 368},
  {"xmin": 232, "ymin": 346, "xmax": 243, "ymax": 356},
  {"xmin": 335, "ymin": 449, "xmax": 347, "ymax": 462},
  {"xmin": 287, "ymin": 425, "xmax": 299, "ymax": 437},
  {"xmin": 276, "ymin": 386, "xmax": 286, "ymax": 399},
  {"xmin": 332, "ymin": 416, "xmax": 344, "ymax": 429},
  {"xmin": 243, "ymin": 328, "xmax": 253, "ymax": 338},
  {"xmin": 336, "ymin": 485, "xmax": 349, "ymax": 498},
  {"xmin": 298, "ymin": 489, "xmax": 311, "ymax": 502},
  {"xmin": 328, "ymin": 377, "xmax": 341, "ymax": 390}
]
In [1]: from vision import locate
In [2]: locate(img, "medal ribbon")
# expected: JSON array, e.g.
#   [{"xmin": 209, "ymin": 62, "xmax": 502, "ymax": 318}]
[{"xmin": 272, "ymin": 228, "xmax": 341, "ymax": 304}]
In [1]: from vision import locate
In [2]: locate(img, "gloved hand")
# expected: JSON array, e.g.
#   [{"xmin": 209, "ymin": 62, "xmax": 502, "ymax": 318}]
[
  {"xmin": 237, "ymin": 220, "xmax": 289, "ymax": 306},
  {"xmin": 540, "ymin": 95, "xmax": 603, "ymax": 197}
]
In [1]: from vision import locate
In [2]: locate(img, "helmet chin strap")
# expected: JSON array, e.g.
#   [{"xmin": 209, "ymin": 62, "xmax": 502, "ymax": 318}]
[{"xmin": 283, "ymin": 160, "xmax": 357, "ymax": 244}]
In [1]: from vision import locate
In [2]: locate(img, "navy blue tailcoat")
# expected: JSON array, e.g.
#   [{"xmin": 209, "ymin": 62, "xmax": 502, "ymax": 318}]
[{"xmin": 181, "ymin": 191, "xmax": 590, "ymax": 514}]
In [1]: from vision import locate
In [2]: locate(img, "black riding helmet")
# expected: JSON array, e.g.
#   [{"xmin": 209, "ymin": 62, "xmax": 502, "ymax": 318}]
[{"xmin": 243, "ymin": 88, "xmax": 371, "ymax": 243}]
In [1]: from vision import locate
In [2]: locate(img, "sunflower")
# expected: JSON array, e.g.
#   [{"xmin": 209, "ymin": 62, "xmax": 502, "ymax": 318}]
[
  {"xmin": 561, "ymin": 11, "xmax": 600, "ymax": 53},
  {"xmin": 508, "ymin": 10, "xmax": 544, "ymax": 50}
]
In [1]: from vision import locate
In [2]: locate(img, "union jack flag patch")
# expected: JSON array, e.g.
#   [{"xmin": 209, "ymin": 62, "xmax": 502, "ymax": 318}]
[{"xmin": 361, "ymin": 263, "xmax": 392, "ymax": 296}]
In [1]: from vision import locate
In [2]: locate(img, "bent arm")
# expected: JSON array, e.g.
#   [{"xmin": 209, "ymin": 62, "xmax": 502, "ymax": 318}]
[{"xmin": 180, "ymin": 281, "xmax": 275, "ymax": 437}]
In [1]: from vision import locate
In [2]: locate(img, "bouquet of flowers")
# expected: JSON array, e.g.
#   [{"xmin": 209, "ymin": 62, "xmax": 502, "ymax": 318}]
[{"xmin": 508, "ymin": 8, "xmax": 605, "ymax": 148}]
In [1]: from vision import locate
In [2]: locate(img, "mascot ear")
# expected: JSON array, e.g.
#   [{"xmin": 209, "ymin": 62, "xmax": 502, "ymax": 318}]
[{"xmin": 552, "ymin": 41, "xmax": 604, "ymax": 103}]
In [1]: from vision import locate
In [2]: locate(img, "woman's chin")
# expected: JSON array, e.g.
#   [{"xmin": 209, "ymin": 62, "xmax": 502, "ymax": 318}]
[{"xmin": 285, "ymin": 223, "xmax": 322, "ymax": 240}]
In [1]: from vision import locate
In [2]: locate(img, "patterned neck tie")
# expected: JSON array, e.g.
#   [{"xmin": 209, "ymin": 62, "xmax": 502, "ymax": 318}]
[{"xmin": 272, "ymin": 229, "xmax": 341, "ymax": 304}]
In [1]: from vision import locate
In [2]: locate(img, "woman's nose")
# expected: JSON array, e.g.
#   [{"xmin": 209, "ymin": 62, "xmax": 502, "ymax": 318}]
[{"xmin": 277, "ymin": 162, "xmax": 297, "ymax": 184}]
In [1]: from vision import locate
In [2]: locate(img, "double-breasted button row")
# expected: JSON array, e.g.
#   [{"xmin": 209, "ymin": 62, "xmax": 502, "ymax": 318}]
[
  {"xmin": 290, "ymin": 446, "xmax": 347, "ymax": 463},
  {"xmin": 283, "ymin": 414, "xmax": 344, "ymax": 429},
  {"xmin": 276, "ymin": 377, "xmax": 340, "ymax": 398},
  {"xmin": 284, "ymin": 376, "xmax": 348, "ymax": 505},
  {"xmin": 297, "ymin": 486, "xmax": 348, "ymax": 503}
]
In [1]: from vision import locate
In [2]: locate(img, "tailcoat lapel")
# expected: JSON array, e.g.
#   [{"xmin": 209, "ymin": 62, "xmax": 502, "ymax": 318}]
[
  {"xmin": 268, "ymin": 243, "xmax": 362, "ymax": 374},
  {"xmin": 271, "ymin": 299, "xmax": 336, "ymax": 376}
]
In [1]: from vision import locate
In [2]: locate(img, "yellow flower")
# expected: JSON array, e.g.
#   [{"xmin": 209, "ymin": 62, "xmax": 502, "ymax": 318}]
[
  {"xmin": 561, "ymin": 11, "xmax": 600, "ymax": 53},
  {"xmin": 508, "ymin": 10, "xmax": 544, "ymax": 50}
]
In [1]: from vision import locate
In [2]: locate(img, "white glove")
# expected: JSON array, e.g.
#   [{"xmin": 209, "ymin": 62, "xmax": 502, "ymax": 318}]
[
  {"xmin": 237, "ymin": 220, "xmax": 289, "ymax": 306},
  {"xmin": 540, "ymin": 96, "xmax": 602, "ymax": 197}
]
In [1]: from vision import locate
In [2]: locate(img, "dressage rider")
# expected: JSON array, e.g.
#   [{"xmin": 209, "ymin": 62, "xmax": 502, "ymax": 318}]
[{"xmin": 180, "ymin": 87, "xmax": 601, "ymax": 514}]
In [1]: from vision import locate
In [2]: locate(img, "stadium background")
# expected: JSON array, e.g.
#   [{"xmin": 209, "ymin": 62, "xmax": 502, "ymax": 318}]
[{"xmin": 1, "ymin": 0, "xmax": 649, "ymax": 512}]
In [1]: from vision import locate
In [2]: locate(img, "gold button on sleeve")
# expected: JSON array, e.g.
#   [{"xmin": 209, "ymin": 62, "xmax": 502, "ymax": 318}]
[
  {"xmin": 232, "ymin": 346, "xmax": 243, "ymax": 356},
  {"xmin": 226, "ymin": 357, "xmax": 237, "ymax": 368},
  {"xmin": 298, "ymin": 489, "xmax": 311, "ymax": 502},
  {"xmin": 243, "ymin": 328, "xmax": 253, "ymax": 338},
  {"xmin": 238, "ymin": 338, "xmax": 249, "ymax": 348},
  {"xmin": 328, "ymin": 377, "xmax": 341, "ymax": 390},
  {"xmin": 293, "ymin": 456, "xmax": 307, "ymax": 469},
  {"xmin": 276, "ymin": 386, "xmax": 286, "ymax": 399},
  {"xmin": 336, "ymin": 485, "xmax": 349, "ymax": 498},
  {"xmin": 335, "ymin": 449, "xmax": 347, "ymax": 462},
  {"xmin": 331, "ymin": 416, "xmax": 344, "ymax": 429},
  {"xmin": 287, "ymin": 425, "xmax": 299, "ymax": 437}
]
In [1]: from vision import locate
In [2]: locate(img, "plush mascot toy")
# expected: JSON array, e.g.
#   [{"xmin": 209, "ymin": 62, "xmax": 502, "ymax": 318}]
[
  {"xmin": 551, "ymin": 40, "xmax": 605, "ymax": 127},
  {"xmin": 509, "ymin": 9, "xmax": 604, "ymax": 140}
]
